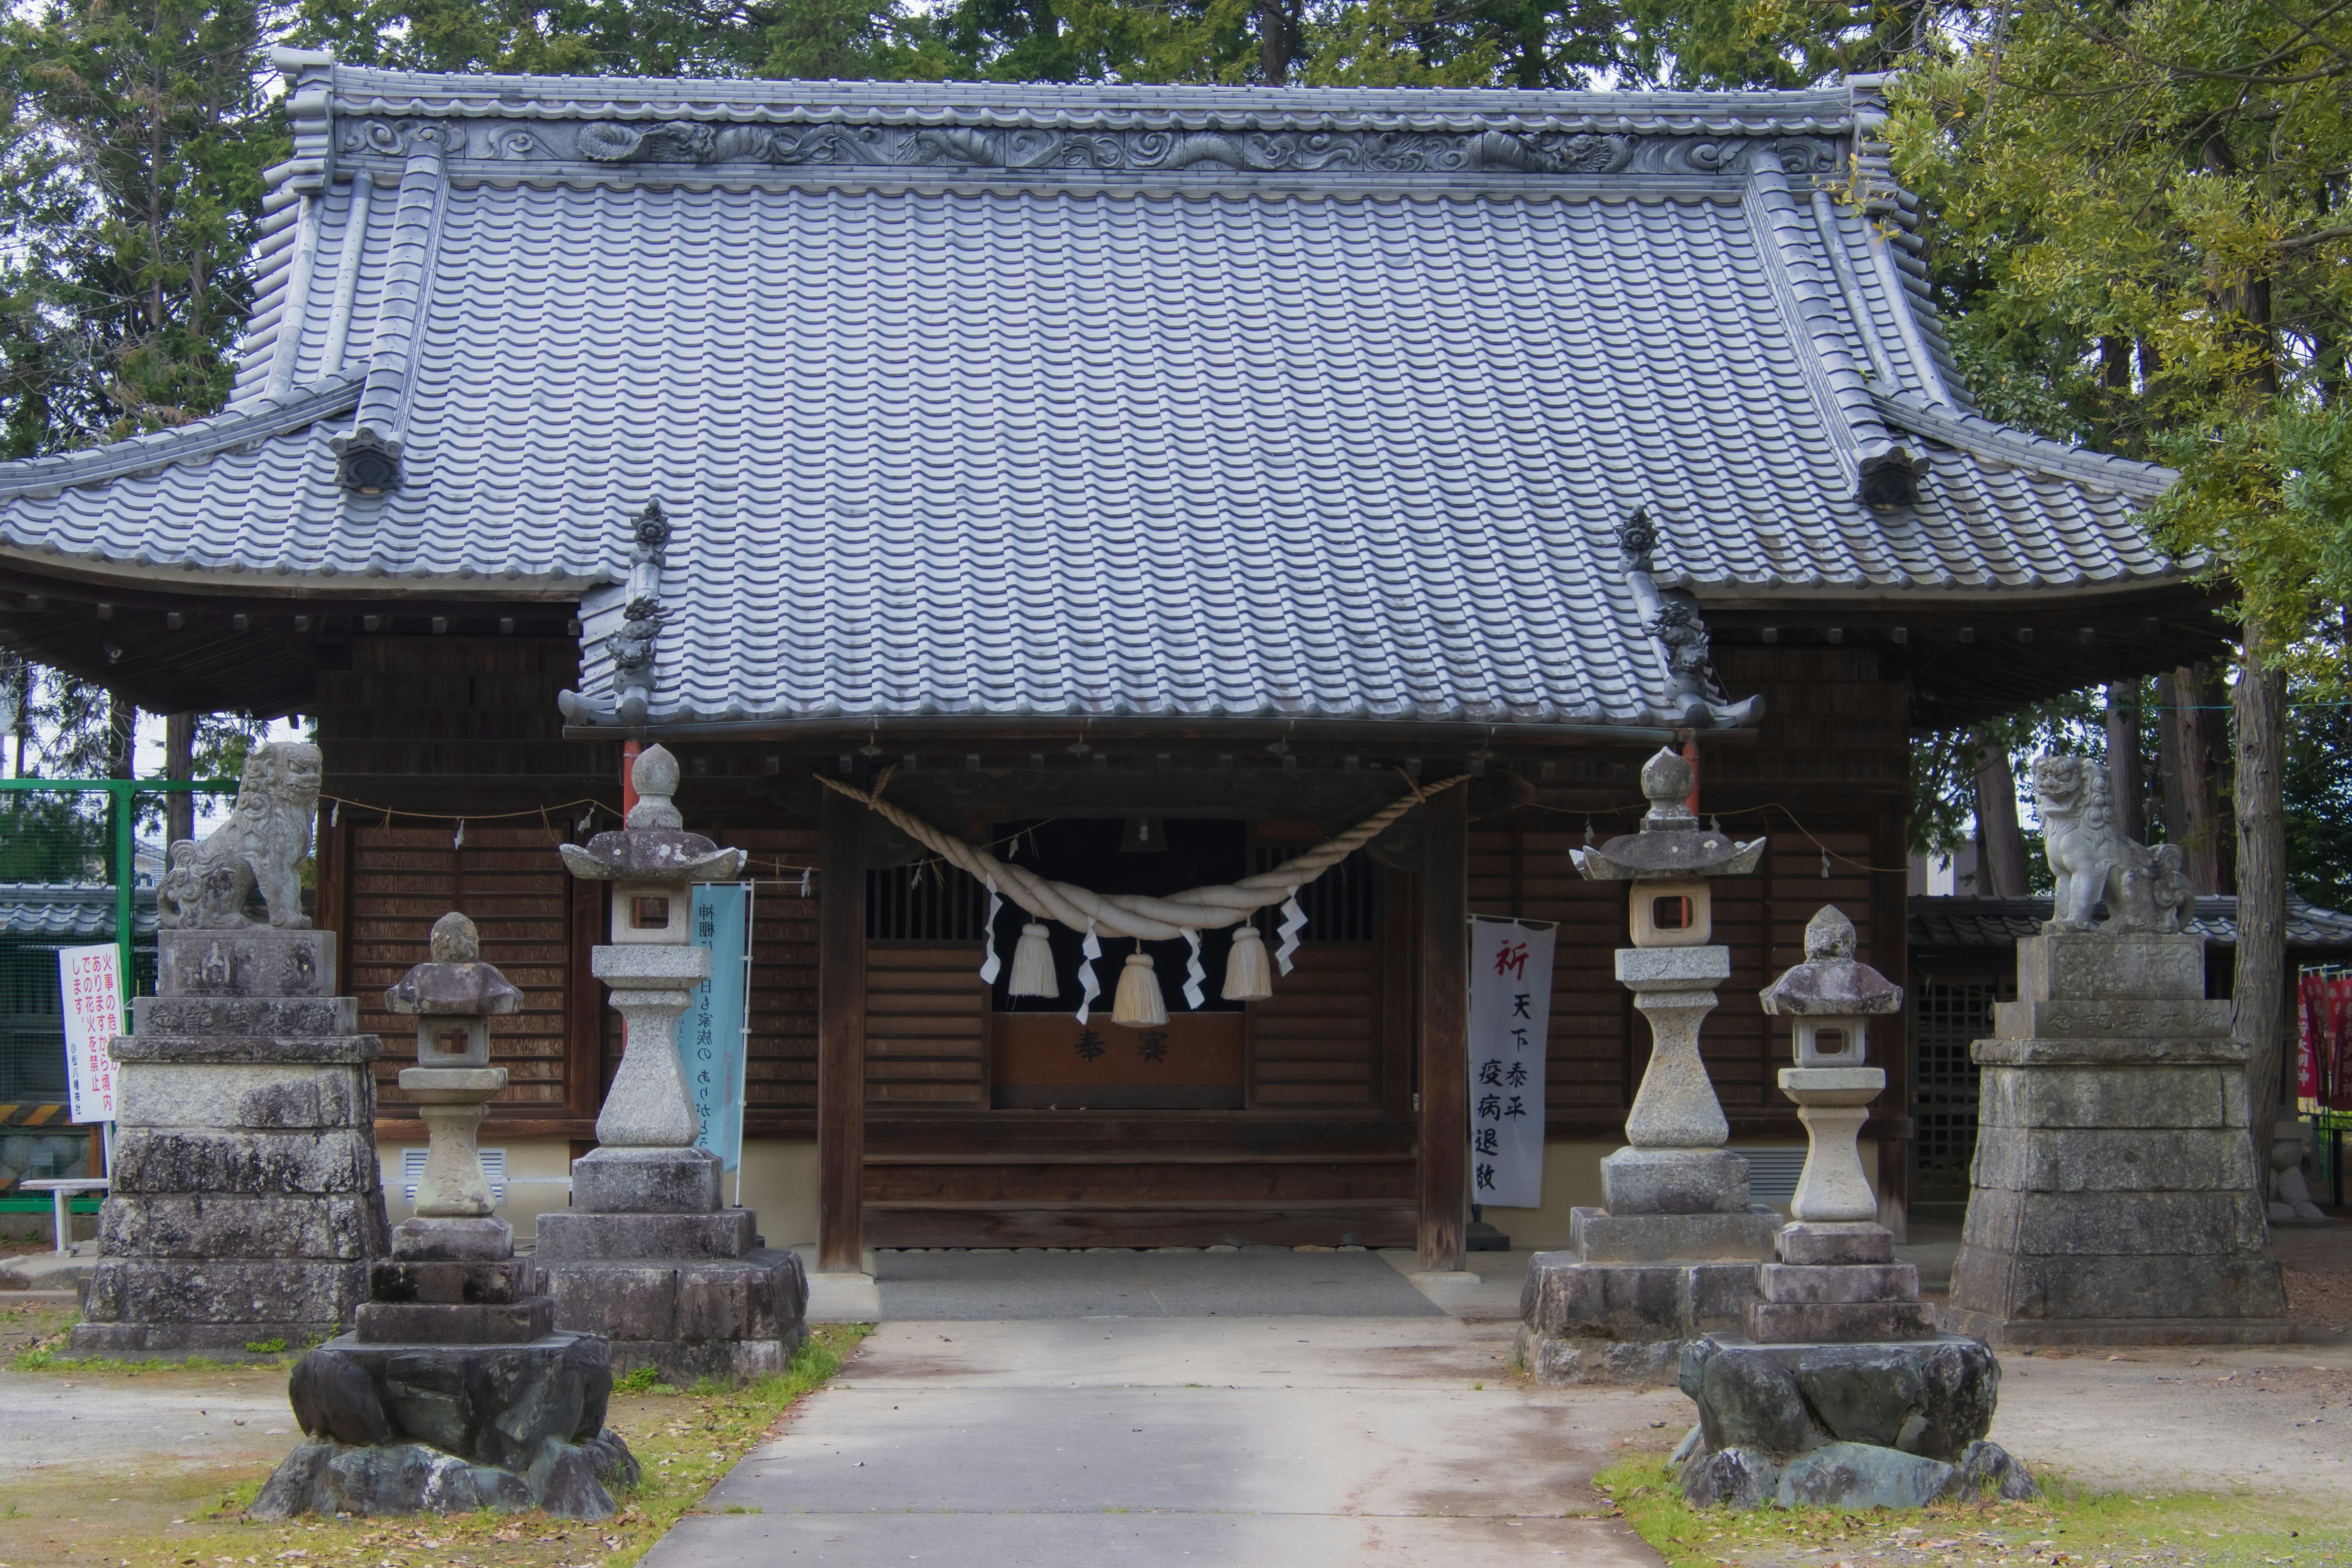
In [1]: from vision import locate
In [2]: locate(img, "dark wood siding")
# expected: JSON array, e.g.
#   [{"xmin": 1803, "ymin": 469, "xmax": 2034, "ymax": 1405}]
[
  {"xmin": 865, "ymin": 944, "xmax": 989, "ymax": 1107},
  {"xmin": 346, "ymin": 823, "xmax": 581, "ymax": 1123}
]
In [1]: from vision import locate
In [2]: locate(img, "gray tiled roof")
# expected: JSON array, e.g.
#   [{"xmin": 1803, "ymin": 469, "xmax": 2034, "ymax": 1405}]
[
  {"xmin": 0, "ymin": 884, "xmax": 160, "ymax": 941},
  {"xmin": 0, "ymin": 61, "xmax": 2184, "ymax": 733},
  {"xmin": 1910, "ymin": 895, "xmax": 2352, "ymax": 952}
]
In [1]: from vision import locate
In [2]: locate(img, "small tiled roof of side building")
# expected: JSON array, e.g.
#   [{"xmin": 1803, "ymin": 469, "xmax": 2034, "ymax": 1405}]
[
  {"xmin": 0, "ymin": 56, "xmax": 2183, "ymax": 734},
  {"xmin": 1910, "ymin": 895, "xmax": 2352, "ymax": 953},
  {"xmin": 0, "ymin": 884, "xmax": 161, "ymax": 940}
]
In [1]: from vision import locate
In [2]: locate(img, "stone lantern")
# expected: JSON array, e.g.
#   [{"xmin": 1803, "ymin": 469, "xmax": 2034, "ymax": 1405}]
[
  {"xmin": 1757, "ymin": 906, "xmax": 1899, "ymax": 1227},
  {"xmin": 1670, "ymin": 904, "xmax": 2018, "ymax": 1515},
  {"xmin": 1517, "ymin": 747, "xmax": 1778, "ymax": 1385},
  {"xmin": 383, "ymin": 911, "xmax": 523, "ymax": 1228},
  {"xmin": 538, "ymin": 744, "xmax": 809, "ymax": 1381},
  {"xmin": 250, "ymin": 913, "xmax": 638, "ymax": 1522}
]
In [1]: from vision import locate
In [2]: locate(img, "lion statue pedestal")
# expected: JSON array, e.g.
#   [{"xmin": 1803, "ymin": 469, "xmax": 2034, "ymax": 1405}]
[
  {"xmin": 70, "ymin": 742, "xmax": 393, "ymax": 1358},
  {"xmin": 1942, "ymin": 755, "xmax": 2290, "ymax": 1348}
]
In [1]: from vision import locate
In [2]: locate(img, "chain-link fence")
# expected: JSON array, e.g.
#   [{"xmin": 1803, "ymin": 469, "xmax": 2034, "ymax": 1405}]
[{"xmin": 0, "ymin": 781, "xmax": 233, "ymax": 1224}]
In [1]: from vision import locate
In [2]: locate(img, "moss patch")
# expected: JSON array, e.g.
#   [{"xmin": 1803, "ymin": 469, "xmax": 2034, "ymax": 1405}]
[
  {"xmin": 1596, "ymin": 1454, "xmax": 2351, "ymax": 1568},
  {"xmin": 0, "ymin": 1324, "xmax": 873, "ymax": 1567}
]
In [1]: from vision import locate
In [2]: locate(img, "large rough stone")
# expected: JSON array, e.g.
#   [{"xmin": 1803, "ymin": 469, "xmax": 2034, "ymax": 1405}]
[
  {"xmin": 250, "ymin": 1431, "xmax": 636, "ymax": 1521},
  {"xmin": 1776, "ymin": 1442, "xmax": 1956, "ymax": 1510},
  {"xmin": 1696, "ymin": 1343, "xmax": 1814, "ymax": 1454},
  {"xmin": 571, "ymin": 1146, "xmax": 724, "ymax": 1215},
  {"xmin": 1681, "ymin": 1447, "xmax": 1779, "ymax": 1509},
  {"xmin": 1679, "ymin": 1335, "xmax": 1998, "ymax": 1463}
]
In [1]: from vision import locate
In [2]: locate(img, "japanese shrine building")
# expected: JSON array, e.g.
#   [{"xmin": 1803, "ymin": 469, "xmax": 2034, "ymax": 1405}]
[{"xmin": 0, "ymin": 52, "xmax": 2214, "ymax": 1270}]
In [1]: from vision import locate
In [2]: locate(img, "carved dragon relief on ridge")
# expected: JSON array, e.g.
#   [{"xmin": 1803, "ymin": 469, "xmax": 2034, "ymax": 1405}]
[{"xmin": 335, "ymin": 117, "xmax": 1844, "ymax": 180}]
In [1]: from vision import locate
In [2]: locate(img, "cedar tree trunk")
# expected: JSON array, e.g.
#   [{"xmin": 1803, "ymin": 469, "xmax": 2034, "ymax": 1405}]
[
  {"xmin": 2232, "ymin": 633, "xmax": 2290, "ymax": 1186},
  {"xmin": 1972, "ymin": 730, "xmax": 2030, "ymax": 898}
]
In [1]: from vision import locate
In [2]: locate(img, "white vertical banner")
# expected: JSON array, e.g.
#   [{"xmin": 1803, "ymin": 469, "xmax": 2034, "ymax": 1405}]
[
  {"xmin": 59, "ymin": 943, "xmax": 124, "ymax": 1126},
  {"xmin": 1467, "ymin": 916, "xmax": 1556, "ymax": 1208}
]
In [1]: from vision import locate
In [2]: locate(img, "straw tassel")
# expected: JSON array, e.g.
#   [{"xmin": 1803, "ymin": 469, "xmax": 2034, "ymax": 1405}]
[
  {"xmin": 1008, "ymin": 921, "xmax": 1057, "ymax": 997},
  {"xmin": 1222, "ymin": 922, "xmax": 1274, "ymax": 1001},
  {"xmin": 1113, "ymin": 948, "xmax": 1168, "ymax": 1028}
]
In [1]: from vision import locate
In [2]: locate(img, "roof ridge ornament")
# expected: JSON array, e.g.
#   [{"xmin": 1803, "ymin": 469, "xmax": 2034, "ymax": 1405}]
[
  {"xmin": 1612, "ymin": 507, "xmax": 1762, "ymax": 729},
  {"xmin": 609, "ymin": 500, "xmax": 670, "ymax": 726}
]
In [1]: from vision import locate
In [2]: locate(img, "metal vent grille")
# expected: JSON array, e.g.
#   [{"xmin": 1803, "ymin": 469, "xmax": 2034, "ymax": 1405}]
[
  {"xmin": 401, "ymin": 1147, "xmax": 506, "ymax": 1207},
  {"xmin": 1738, "ymin": 1146, "xmax": 1809, "ymax": 1207}
]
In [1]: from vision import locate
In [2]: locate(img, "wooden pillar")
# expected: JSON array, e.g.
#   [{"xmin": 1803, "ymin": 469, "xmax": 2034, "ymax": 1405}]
[
  {"xmin": 164, "ymin": 713, "xmax": 195, "ymax": 848},
  {"xmin": 818, "ymin": 787, "xmax": 867, "ymax": 1274},
  {"xmin": 1872, "ymin": 801, "xmax": 1912, "ymax": 1242},
  {"xmin": 1417, "ymin": 782, "xmax": 1469, "ymax": 1271}
]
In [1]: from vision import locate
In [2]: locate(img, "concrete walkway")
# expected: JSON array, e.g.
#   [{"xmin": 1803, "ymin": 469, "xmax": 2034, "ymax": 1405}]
[{"xmin": 646, "ymin": 1316, "xmax": 1675, "ymax": 1567}]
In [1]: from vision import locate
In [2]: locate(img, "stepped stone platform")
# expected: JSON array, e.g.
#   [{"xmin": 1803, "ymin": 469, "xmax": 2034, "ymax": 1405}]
[
  {"xmin": 72, "ymin": 930, "xmax": 388, "ymax": 1355},
  {"xmin": 1943, "ymin": 931, "xmax": 2291, "ymax": 1346}
]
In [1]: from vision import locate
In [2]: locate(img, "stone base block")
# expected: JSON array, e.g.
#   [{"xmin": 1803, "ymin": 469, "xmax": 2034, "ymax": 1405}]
[
  {"xmin": 570, "ymin": 1146, "xmax": 723, "ymax": 1215},
  {"xmin": 543, "ymin": 1248, "xmax": 809, "ymax": 1382},
  {"xmin": 393, "ymin": 1217, "xmax": 511, "ymax": 1262},
  {"xmin": 1601, "ymin": 1147, "xmax": 1754, "ymax": 1215},
  {"xmin": 370, "ymin": 1258, "xmax": 537, "ymax": 1305},
  {"xmin": 1746, "ymin": 1299, "xmax": 1938, "ymax": 1343},
  {"xmin": 113, "ymin": 1061, "xmax": 375, "ymax": 1130},
  {"xmin": 1512, "ymin": 1326, "xmax": 1683, "ymax": 1387},
  {"xmin": 534, "ymin": 1207, "xmax": 756, "ymax": 1262},
  {"xmin": 1568, "ymin": 1204, "xmax": 1782, "ymax": 1264},
  {"xmin": 250, "ymin": 1332, "xmax": 638, "ymax": 1520},
  {"xmin": 356, "ymin": 1296, "xmax": 556, "ymax": 1345},
  {"xmin": 67, "ymin": 1319, "xmax": 341, "ymax": 1356},
  {"xmin": 605, "ymin": 1333, "xmax": 808, "ymax": 1385},
  {"xmin": 100, "ymin": 1193, "xmax": 388, "ymax": 1261},
  {"xmin": 1683, "ymin": 1439, "xmax": 2037, "ymax": 1512},
  {"xmin": 159, "ymin": 928, "xmax": 339, "ymax": 997},
  {"xmin": 1757, "ymin": 1263, "xmax": 1919, "ymax": 1305},
  {"xmin": 1679, "ymin": 1333, "xmax": 1999, "ymax": 1462},
  {"xmin": 1517, "ymin": 1250, "xmax": 1765, "ymax": 1385},
  {"xmin": 2018, "ymin": 931, "xmax": 2202, "ymax": 1003},
  {"xmin": 1777, "ymin": 1223, "xmax": 1893, "ymax": 1266},
  {"xmin": 1939, "ymin": 1305, "xmax": 2297, "ymax": 1348},
  {"xmin": 108, "ymin": 1128, "xmax": 380, "ymax": 1197},
  {"xmin": 134, "ymin": 995, "xmax": 360, "ymax": 1036},
  {"xmin": 81, "ymin": 1257, "xmax": 370, "ymax": 1327},
  {"xmin": 1950, "ymin": 1243, "xmax": 2288, "ymax": 1327}
]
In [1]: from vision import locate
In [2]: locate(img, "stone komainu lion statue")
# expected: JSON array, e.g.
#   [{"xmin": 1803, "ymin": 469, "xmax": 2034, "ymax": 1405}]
[
  {"xmin": 2031, "ymin": 754, "xmax": 2193, "ymax": 935},
  {"xmin": 156, "ymin": 742, "xmax": 323, "ymax": 930}
]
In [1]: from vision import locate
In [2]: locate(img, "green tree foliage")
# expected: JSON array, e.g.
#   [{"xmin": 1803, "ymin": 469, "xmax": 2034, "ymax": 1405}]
[
  {"xmin": 0, "ymin": 0, "xmax": 285, "ymax": 455},
  {"xmin": 1890, "ymin": 0, "xmax": 2352, "ymax": 650}
]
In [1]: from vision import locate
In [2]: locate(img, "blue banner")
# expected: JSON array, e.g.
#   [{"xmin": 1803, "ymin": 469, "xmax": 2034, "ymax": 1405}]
[{"xmin": 683, "ymin": 883, "xmax": 750, "ymax": 1173}]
